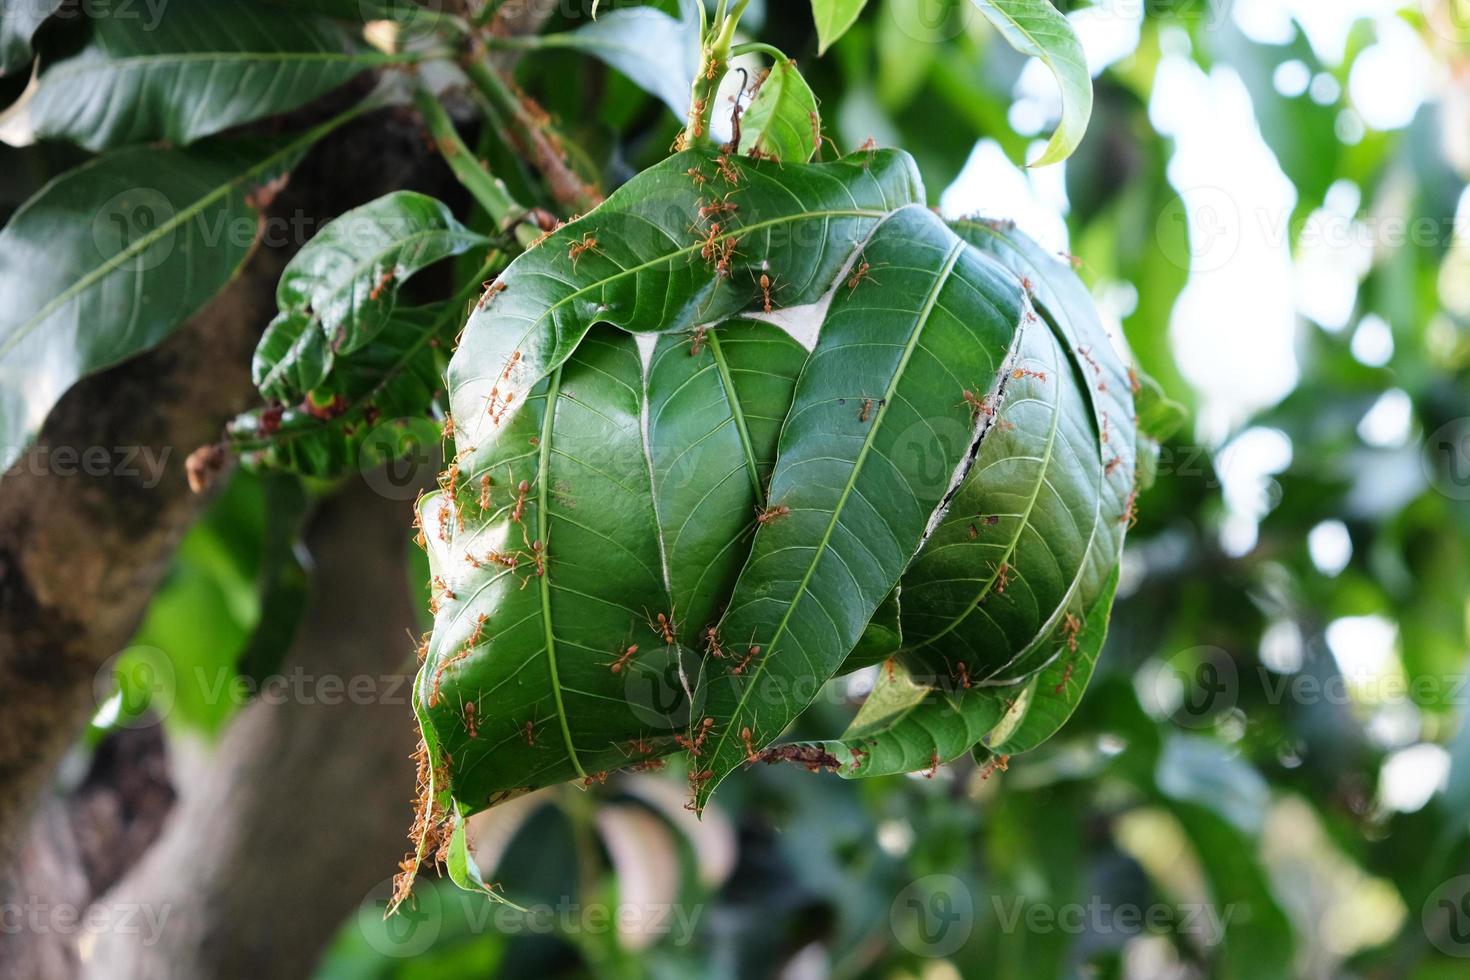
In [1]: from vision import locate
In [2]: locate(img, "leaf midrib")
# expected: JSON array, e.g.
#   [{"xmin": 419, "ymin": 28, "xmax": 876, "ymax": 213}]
[
  {"xmin": 701, "ymin": 237, "xmax": 967, "ymax": 778},
  {"xmin": 0, "ymin": 112, "xmax": 357, "ymax": 362},
  {"xmin": 473, "ymin": 207, "xmax": 890, "ymax": 392},
  {"xmin": 258, "ymin": 223, "xmax": 488, "ymax": 394},
  {"xmin": 906, "ymin": 344, "xmax": 1062, "ymax": 653},
  {"xmin": 536, "ymin": 367, "xmax": 588, "ymax": 778},
  {"xmin": 704, "ymin": 328, "xmax": 763, "ymax": 498}
]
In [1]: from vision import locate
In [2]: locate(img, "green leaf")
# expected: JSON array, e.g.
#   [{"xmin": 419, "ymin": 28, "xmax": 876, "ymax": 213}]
[
  {"xmin": 30, "ymin": 0, "xmax": 397, "ymax": 151},
  {"xmin": 1, "ymin": 0, "xmax": 59, "ymax": 76},
  {"xmin": 738, "ymin": 55, "xmax": 821, "ymax": 163},
  {"xmin": 783, "ymin": 221, "xmax": 1138, "ymax": 778},
  {"xmin": 535, "ymin": 0, "xmax": 701, "ymax": 117},
  {"xmin": 647, "ymin": 318, "xmax": 807, "ymax": 645},
  {"xmin": 968, "ymin": 0, "xmax": 1093, "ymax": 166},
  {"xmin": 0, "ymin": 129, "xmax": 334, "ymax": 475},
  {"xmin": 417, "ymin": 326, "xmax": 685, "ymax": 807},
  {"xmin": 1133, "ymin": 365, "xmax": 1186, "ymax": 443},
  {"xmin": 895, "ymin": 281, "xmax": 1106, "ymax": 685},
  {"xmin": 255, "ymin": 191, "xmax": 488, "ymax": 401},
  {"xmin": 979, "ymin": 569, "xmax": 1117, "ymax": 756},
  {"xmin": 232, "ymin": 300, "xmax": 459, "ymax": 478},
  {"xmin": 840, "ymin": 585, "xmax": 901, "ymax": 674},
  {"xmin": 444, "ymin": 146, "xmax": 922, "ymax": 457},
  {"xmin": 811, "ymin": 0, "xmax": 870, "ymax": 55},
  {"xmin": 794, "ymin": 660, "xmax": 1013, "ymax": 777},
  {"xmin": 693, "ymin": 206, "xmax": 1027, "ymax": 807}
]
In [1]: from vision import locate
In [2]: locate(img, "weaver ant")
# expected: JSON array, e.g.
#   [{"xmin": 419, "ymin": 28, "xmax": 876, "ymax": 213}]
[
  {"xmin": 606, "ymin": 643, "xmax": 639, "ymax": 674},
  {"xmin": 755, "ymin": 503, "xmax": 790, "ymax": 525},
  {"xmin": 858, "ymin": 398, "xmax": 873, "ymax": 423},
  {"xmin": 568, "ymin": 234, "xmax": 601, "ymax": 268},
  {"xmin": 731, "ymin": 645, "xmax": 760, "ymax": 676},
  {"xmin": 647, "ymin": 610, "xmax": 677, "ymax": 645}
]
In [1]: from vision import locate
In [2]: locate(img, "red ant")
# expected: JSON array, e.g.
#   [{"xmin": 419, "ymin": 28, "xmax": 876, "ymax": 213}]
[
  {"xmin": 690, "ymin": 326, "xmax": 708, "ymax": 357},
  {"xmin": 581, "ymin": 771, "xmax": 609, "ymax": 788},
  {"xmin": 758, "ymin": 272, "xmax": 786, "ymax": 313},
  {"xmin": 858, "ymin": 398, "xmax": 873, "ymax": 423},
  {"xmin": 467, "ymin": 614, "xmax": 488, "ymax": 648},
  {"xmin": 698, "ymin": 196, "xmax": 739, "ymax": 221},
  {"xmin": 369, "ymin": 270, "xmax": 395, "ymax": 302},
  {"xmin": 704, "ymin": 626, "xmax": 725, "ymax": 659},
  {"xmin": 695, "ymin": 222, "xmax": 723, "ymax": 262},
  {"xmin": 568, "ymin": 234, "xmax": 600, "ymax": 267},
  {"xmin": 993, "ymin": 562, "xmax": 1010, "ymax": 594},
  {"xmin": 479, "ymin": 474, "xmax": 493, "ymax": 509},
  {"xmin": 527, "ymin": 539, "xmax": 546, "ymax": 577},
  {"xmin": 967, "ymin": 523, "xmax": 979, "ymax": 540},
  {"xmin": 462, "ymin": 701, "xmax": 478, "ymax": 738},
  {"xmin": 685, "ymin": 166, "xmax": 708, "ymax": 187},
  {"xmin": 741, "ymin": 727, "xmax": 760, "ymax": 763},
  {"xmin": 755, "ymin": 503, "xmax": 790, "ymax": 525},
  {"xmin": 951, "ymin": 660, "xmax": 972, "ymax": 690},
  {"xmin": 924, "ymin": 752, "xmax": 940, "ymax": 779},
  {"xmin": 676, "ymin": 717, "xmax": 715, "ymax": 756},
  {"xmin": 478, "ymin": 279, "xmax": 507, "ymax": 310},
  {"xmin": 607, "ymin": 643, "xmax": 639, "ymax": 674},
  {"xmin": 1013, "ymin": 367, "xmax": 1048, "ymax": 382},
  {"xmin": 962, "ymin": 389, "xmax": 992, "ymax": 420},
  {"xmin": 510, "ymin": 479, "xmax": 531, "ymax": 524},
  {"xmin": 1054, "ymin": 663, "xmax": 1075, "ymax": 694},
  {"xmin": 522, "ymin": 718, "xmax": 538, "ymax": 747},
  {"xmin": 731, "ymin": 645, "xmax": 760, "ymax": 675},
  {"xmin": 1105, "ymin": 457, "xmax": 1122, "ymax": 476},
  {"xmin": 846, "ymin": 260, "xmax": 876, "ymax": 290},
  {"xmin": 715, "ymin": 154, "xmax": 740, "ymax": 185},
  {"xmin": 647, "ymin": 611, "xmax": 677, "ymax": 645}
]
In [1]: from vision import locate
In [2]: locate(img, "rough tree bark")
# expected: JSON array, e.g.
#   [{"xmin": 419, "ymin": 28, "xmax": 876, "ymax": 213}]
[
  {"xmin": 78, "ymin": 478, "xmax": 422, "ymax": 980},
  {"xmin": 0, "ymin": 103, "xmax": 435, "ymax": 978}
]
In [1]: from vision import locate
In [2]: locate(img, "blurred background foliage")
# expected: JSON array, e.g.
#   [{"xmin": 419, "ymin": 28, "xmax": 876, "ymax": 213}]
[{"xmin": 31, "ymin": 0, "xmax": 1470, "ymax": 976}]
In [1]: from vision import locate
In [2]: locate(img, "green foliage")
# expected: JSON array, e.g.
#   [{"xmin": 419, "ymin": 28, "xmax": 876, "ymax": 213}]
[
  {"xmin": 10, "ymin": 2, "xmax": 1466, "ymax": 977},
  {"xmin": 29, "ymin": 0, "xmax": 396, "ymax": 151}
]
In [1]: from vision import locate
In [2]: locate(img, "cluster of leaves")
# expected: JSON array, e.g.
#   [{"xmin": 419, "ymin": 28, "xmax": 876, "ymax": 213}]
[{"xmin": 0, "ymin": 0, "xmax": 1146, "ymax": 875}]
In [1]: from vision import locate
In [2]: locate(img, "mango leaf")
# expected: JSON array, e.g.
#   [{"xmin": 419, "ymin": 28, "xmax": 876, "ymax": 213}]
[
  {"xmin": 531, "ymin": 0, "xmax": 701, "ymax": 117},
  {"xmin": 738, "ymin": 55, "xmax": 821, "ymax": 163},
  {"xmin": 812, "ymin": 0, "xmax": 870, "ymax": 55},
  {"xmin": 968, "ymin": 0, "xmax": 1093, "ymax": 167},
  {"xmin": 232, "ymin": 299, "xmax": 460, "ymax": 478},
  {"xmin": 415, "ymin": 147, "xmax": 925, "ymax": 815},
  {"xmin": 647, "ymin": 318, "xmax": 806, "ymax": 645},
  {"xmin": 896, "ymin": 284, "xmax": 1105, "ymax": 685},
  {"xmin": 444, "ymin": 146, "xmax": 922, "ymax": 460},
  {"xmin": 0, "ymin": 126, "xmax": 338, "ymax": 475},
  {"xmin": 979, "ymin": 569, "xmax": 1117, "ymax": 757},
  {"xmin": 255, "ymin": 191, "xmax": 488, "ymax": 401},
  {"xmin": 693, "ymin": 205, "xmax": 1028, "ymax": 807},
  {"xmin": 416, "ymin": 326, "xmax": 689, "ymax": 807},
  {"xmin": 955, "ymin": 218, "xmax": 1137, "ymax": 609},
  {"xmin": 29, "ymin": 0, "xmax": 398, "ymax": 151},
  {"xmin": 794, "ymin": 660, "xmax": 1013, "ymax": 777},
  {"xmin": 840, "ymin": 586, "xmax": 901, "ymax": 674},
  {"xmin": 1, "ymin": 0, "xmax": 59, "ymax": 76},
  {"xmin": 773, "ymin": 221, "xmax": 1138, "ymax": 779}
]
